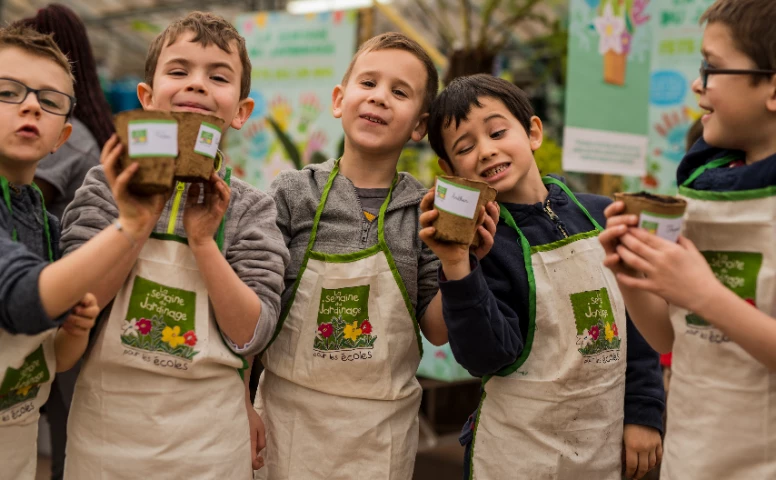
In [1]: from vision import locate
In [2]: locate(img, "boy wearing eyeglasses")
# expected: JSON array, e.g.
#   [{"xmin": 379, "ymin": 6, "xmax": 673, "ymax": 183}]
[
  {"xmin": 599, "ymin": 0, "xmax": 776, "ymax": 478},
  {"xmin": 0, "ymin": 26, "xmax": 165, "ymax": 479}
]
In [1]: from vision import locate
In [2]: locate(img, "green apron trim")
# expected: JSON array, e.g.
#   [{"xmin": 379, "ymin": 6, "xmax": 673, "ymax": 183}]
[
  {"xmin": 530, "ymin": 230, "xmax": 600, "ymax": 254},
  {"xmin": 485, "ymin": 179, "xmax": 601, "ymax": 382},
  {"xmin": 679, "ymin": 155, "xmax": 776, "ymax": 201},
  {"xmin": 148, "ymin": 169, "xmax": 247, "ymax": 378},
  {"xmin": 681, "ymin": 155, "xmax": 736, "ymax": 188},
  {"xmin": 467, "ymin": 390, "xmax": 488, "ymax": 480},
  {"xmin": 1, "ymin": 176, "xmax": 54, "ymax": 261},
  {"xmin": 261, "ymin": 160, "xmax": 424, "ymax": 357}
]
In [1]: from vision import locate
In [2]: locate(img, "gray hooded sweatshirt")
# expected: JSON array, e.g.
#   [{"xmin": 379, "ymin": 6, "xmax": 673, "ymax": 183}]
[{"xmin": 59, "ymin": 163, "xmax": 290, "ymax": 356}]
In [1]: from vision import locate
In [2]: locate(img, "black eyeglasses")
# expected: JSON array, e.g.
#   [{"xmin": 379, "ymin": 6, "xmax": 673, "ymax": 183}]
[
  {"xmin": 699, "ymin": 59, "xmax": 776, "ymax": 89},
  {"xmin": 0, "ymin": 78, "xmax": 75, "ymax": 116}
]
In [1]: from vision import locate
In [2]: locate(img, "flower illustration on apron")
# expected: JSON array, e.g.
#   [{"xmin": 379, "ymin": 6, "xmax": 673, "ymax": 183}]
[
  {"xmin": 314, "ymin": 285, "xmax": 377, "ymax": 353},
  {"xmin": 120, "ymin": 276, "xmax": 199, "ymax": 360},
  {"xmin": 572, "ymin": 288, "xmax": 622, "ymax": 364}
]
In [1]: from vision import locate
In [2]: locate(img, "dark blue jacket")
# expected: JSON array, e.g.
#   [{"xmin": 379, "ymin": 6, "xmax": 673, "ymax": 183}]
[
  {"xmin": 439, "ymin": 176, "xmax": 666, "ymax": 447},
  {"xmin": 678, "ymin": 138, "xmax": 776, "ymax": 190}
]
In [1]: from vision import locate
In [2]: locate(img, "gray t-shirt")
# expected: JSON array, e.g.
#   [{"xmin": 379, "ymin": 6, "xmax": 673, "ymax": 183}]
[
  {"xmin": 355, "ymin": 187, "xmax": 389, "ymax": 223},
  {"xmin": 34, "ymin": 118, "xmax": 100, "ymax": 219}
]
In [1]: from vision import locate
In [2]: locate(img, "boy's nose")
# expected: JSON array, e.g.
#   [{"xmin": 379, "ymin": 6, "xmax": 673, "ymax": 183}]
[
  {"xmin": 691, "ymin": 76, "xmax": 704, "ymax": 94},
  {"xmin": 185, "ymin": 77, "xmax": 208, "ymax": 94},
  {"xmin": 479, "ymin": 140, "xmax": 498, "ymax": 161},
  {"xmin": 19, "ymin": 93, "xmax": 42, "ymax": 117},
  {"xmin": 368, "ymin": 89, "xmax": 387, "ymax": 107}
]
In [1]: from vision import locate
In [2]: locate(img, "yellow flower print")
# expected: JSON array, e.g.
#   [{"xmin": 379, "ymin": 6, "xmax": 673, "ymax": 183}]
[
  {"xmin": 162, "ymin": 326, "xmax": 185, "ymax": 348},
  {"xmin": 604, "ymin": 322, "xmax": 614, "ymax": 343},
  {"xmin": 15, "ymin": 385, "xmax": 32, "ymax": 396},
  {"xmin": 343, "ymin": 321, "xmax": 362, "ymax": 342}
]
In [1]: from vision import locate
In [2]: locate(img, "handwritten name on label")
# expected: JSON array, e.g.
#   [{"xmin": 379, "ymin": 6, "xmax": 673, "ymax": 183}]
[
  {"xmin": 639, "ymin": 211, "xmax": 683, "ymax": 243},
  {"xmin": 434, "ymin": 178, "xmax": 481, "ymax": 219},
  {"xmin": 128, "ymin": 120, "xmax": 178, "ymax": 158}
]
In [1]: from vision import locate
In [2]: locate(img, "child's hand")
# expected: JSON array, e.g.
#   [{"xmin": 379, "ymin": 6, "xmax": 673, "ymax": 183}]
[
  {"xmin": 470, "ymin": 201, "xmax": 500, "ymax": 261},
  {"xmin": 616, "ymin": 228, "xmax": 720, "ymax": 313},
  {"xmin": 183, "ymin": 172, "xmax": 231, "ymax": 249},
  {"xmin": 101, "ymin": 134, "xmax": 166, "ymax": 240},
  {"xmin": 622, "ymin": 424, "xmax": 662, "ymax": 479},
  {"xmin": 248, "ymin": 406, "xmax": 266, "ymax": 470},
  {"xmin": 598, "ymin": 201, "xmax": 640, "ymax": 277},
  {"xmin": 61, "ymin": 293, "xmax": 99, "ymax": 338},
  {"xmin": 418, "ymin": 189, "xmax": 473, "ymax": 279}
]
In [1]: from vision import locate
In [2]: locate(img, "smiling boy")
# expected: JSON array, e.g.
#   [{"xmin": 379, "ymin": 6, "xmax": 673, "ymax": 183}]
[
  {"xmin": 58, "ymin": 12, "xmax": 289, "ymax": 479},
  {"xmin": 422, "ymin": 74, "xmax": 665, "ymax": 480}
]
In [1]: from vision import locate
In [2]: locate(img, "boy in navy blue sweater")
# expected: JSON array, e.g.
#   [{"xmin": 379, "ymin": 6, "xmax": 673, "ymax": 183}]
[{"xmin": 419, "ymin": 74, "xmax": 664, "ymax": 480}]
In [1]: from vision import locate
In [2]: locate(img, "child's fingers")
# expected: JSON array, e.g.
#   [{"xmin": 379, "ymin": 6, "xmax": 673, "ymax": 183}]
[
  {"xmin": 72, "ymin": 304, "xmax": 100, "ymax": 320},
  {"xmin": 624, "ymin": 447, "xmax": 638, "ymax": 478},
  {"xmin": 648, "ymin": 449, "xmax": 657, "ymax": 473},
  {"xmin": 620, "ymin": 232, "xmax": 660, "ymax": 263},
  {"xmin": 481, "ymin": 209, "xmax": 497, "ymax": 236},
  {"xmin": 418, "ymin": 226, "xmax": 438, "ymax": 247},
  {"xmin": 419, "ymin": 209, "xmax": 438, "ymax": 228},
  {"xmin": 616, "ymin": 245, "xmax": 652, "ymax": 274},
  {"xmin": 79, "ymin": 292, "xmax": 98, "ymax": 308},
  {"xmin": 66, "ymin": 313, "xmax": 96, "ymax": 329},
  {"xmin": 635, "ymin": 450, "xmax": 650, "ymax": 479},
  {"xmin": 605, "ymin": 214, "xmax": 639, "ymax": 230},
  {"xmin": 475, "ymin": 225, "xmax": 494, "ymax": 254},
  {"xmin": 113, "ymin": 162, "xmax": 139, "ymax": 195},
  {"xmin": 604, "ymin": 200, "xmax": 625, "ymax": 218},
  {"xmin": 420, "ymin": 189, "xmax": 436, "ymax": 213},
  {"xmin": 101, "ymin": 137, "xmax": 124, "ymax": 183},
  {"xmin": 656, "ymin": 441, "xmax": 663, "ymax": 465},
  {"xmin": 616, "ymin": 272, "xmax": 652, "ymax": 291},
  {"xmin": 602, "ymin": 252, "xmax": 623, "ymax": 270},
  {"xmin": 598, "ymin": 225, "xmax": 628, "ymax": 254},
  {"xmin": 486, "ymin": 201, "xmax": 500, "ymax": 223}
]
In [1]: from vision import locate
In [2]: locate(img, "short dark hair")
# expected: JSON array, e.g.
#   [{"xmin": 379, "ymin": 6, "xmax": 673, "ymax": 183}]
[
  {"xmin": 342, "ymin": 32, "xmax": 438, "ymax": 114},
  {"xmin": 0, "ymin": 25, "xmax": 73, "ymax": 84},
  {"xmin": 701, "ymin": 0, "xmax": 776, "ymax": 74},
  {"xmin": 428, "ymin": 74, "xmax": 534, "ymax": 163},
  {"xmin": 146, "ymin": 12, "xmax": 251, "ymax": 99}
]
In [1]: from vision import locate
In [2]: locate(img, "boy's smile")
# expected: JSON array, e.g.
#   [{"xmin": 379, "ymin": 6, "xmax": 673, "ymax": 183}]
[
  {"xmin": 139, "ymin": 31, "xmax": 253, "ymax": 130},
  {"xmin": 333, "ymin": 49, "xmax": 428, "ymax": 156},
  {"xmin": 441, "ymin": 97, "xmax": 545, "ymax": 204},
  {"xmin": 0, "ymin": 47, "xmax": 72, "ymax": 179}
]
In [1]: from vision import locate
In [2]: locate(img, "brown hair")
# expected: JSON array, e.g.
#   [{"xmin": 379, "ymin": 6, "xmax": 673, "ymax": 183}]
[
  {"xmin": 341, "ymin": 32, "xmax": 438, "ymax": 114},
  {"xmin": 0, "ymin": 25, "xmax": 73, "ymax": 85},
  {"xmin": 701, "ymin": 0, "xmax": 776, "ymax": 74},
  {"xmin": 145, "ymin": 11, "xmax": 251, "ymax": 99}
]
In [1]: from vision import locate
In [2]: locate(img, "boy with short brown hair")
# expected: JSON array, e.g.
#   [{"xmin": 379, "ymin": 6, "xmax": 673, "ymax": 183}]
[
  {"xmin": 59, "ymin": 12, "xmax": 289, "ymax": 479},
  {"xmin": 600, "ymin": 0, "xmax": 776, "ymax": 477},
  {"xmin": 253, "ymin": 32, "xmax": 452, "ymax": 479}
]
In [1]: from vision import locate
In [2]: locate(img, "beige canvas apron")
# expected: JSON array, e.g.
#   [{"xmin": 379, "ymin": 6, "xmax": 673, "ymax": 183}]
[
  {"xmin": 470, "ymin": 178, "xmax": 627, "ymax": 480},
  {"xmin": 255, "ymin": 161, "xmax": 423, "ymax": 479},
  {"xmin": 65, "ymin": 169, "xmax": 252, "ymax": 480},
  {"xmin": 0, "ymin": 177, "xmax": 56, "ymax": 480},
  {"xmin": 661, "ymin": 157, "xmax": 776, "ymax": 479}
]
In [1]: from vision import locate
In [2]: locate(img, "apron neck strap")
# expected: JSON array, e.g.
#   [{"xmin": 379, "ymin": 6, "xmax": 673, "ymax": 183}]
[
  {"xmin": 0, "ymin": 176, "xmax": 54, "ymax": 261},
  {"xmin": 307, "ymin": 160, "xmax": 397, "ymax": 252},
  {"xmin": 681, "ymin": 155, "xmax": 737, "ymax": 188},
  {"xmin": 214, "ymin": 166, "xmax": 232, "ymax": 252},
  {"xmin": 542, "ymin": 176, "xmax": 603, "ymax": 232}
]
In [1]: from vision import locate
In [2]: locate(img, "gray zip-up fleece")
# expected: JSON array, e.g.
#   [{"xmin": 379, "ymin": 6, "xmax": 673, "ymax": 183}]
[
  {"xmin": 59, "ymin": 163, "xmax": 290, "ymax": 356},
  {"xmin": 270, "ymin": 159, "xmax": 440, "ymax": 322}
]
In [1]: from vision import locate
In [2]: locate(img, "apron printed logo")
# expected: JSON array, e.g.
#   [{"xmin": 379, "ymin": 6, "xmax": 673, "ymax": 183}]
[
  {"xmin": 0, "ymin": 345, "xmax": 49, "ymax": 415},
  {"xmin": 121, "ymin": 276, "xmax": 199, "ymax": 361},
  {"xmin": 314, "ymin": 285, "xmax": 376, "ymax": 358},
  {"xmin": 686, "ymin": 251, "xmax": 762, "ymax": 342},
  {"xmin": 571, "ymin": 288, "xmax": 621, "ymax": 363}
]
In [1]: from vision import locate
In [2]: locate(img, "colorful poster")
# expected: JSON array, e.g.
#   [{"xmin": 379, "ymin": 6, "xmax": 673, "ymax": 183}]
[
  {"xmin": 563, "ymin": 0, "xmax": 653, "ymax": 176},
  {"xmin": 225, "ymin": 11, "xmax": 358, "ymax": 189},
  {"xmin": 623, "ymin": 0, "xmax": 714, "ymax": 193}
]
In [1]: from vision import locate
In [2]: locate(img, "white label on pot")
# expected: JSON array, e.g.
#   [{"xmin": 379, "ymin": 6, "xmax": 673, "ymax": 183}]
[
  {"xmin": 639, "ymin": 211, "xmax": 684, "ymax": 243},
  {"xmin": 127, "ymin": 120, "xmax": 178, "ymax": 158},
  {"xmin": 193, "ymin": 122, "xmax": 222, "ymax": 159},
  {"xmin": 434, "ymin": 177, "xmax": 480, "ymax": 219}
]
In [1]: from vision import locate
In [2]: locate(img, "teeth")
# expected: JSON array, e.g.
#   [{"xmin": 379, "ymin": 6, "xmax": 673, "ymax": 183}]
[
  {"xmin": 364, "ymin": 116, "xmax": 384, "ymax": 124},
  {"xmin": 483, "ymin": 164, "xmax": 507, "ymax": 178}
]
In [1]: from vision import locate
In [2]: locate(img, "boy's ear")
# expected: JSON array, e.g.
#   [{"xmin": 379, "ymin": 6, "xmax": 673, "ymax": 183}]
[
  {"xmin": 529, "ymin": 116, "xmax": 544, "ymax": 152},
  {"xmin": 230, "ymin": 97, "xmax": 255, "ymax": 130},
  {"xmin": 137, "ymin": 82, "xmax": 154, "ymax": 110},
  {"xmin": 437, "ymin": 157, "xmax": 455, "ymax": 176},
  {"xmin": 52, "ymin": 122, "xmax": 73, "ymax": 153},
  {"xmin": 332, "ymin": 85, "xmax": 344, "ymax": 119},
  {"xmin": 766, "ymin": 75, "xmax": 776, "ymax": 113},
  {"xmin": 411, "ymin": 112, "xmax": 429, "ymax": 143}
]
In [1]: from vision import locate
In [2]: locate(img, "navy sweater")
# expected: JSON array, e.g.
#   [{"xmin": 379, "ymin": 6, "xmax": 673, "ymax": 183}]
[
  {"xmin": 439, "ymin": 176, "xmax": 665, "ymax": 436},
  {"xmin": 678, "ymin": 138, "xmax": 776, "ymax": 190},
  {"xmin": 0, "ymin": 182, "xmax": 65, "ymax": 334}
]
